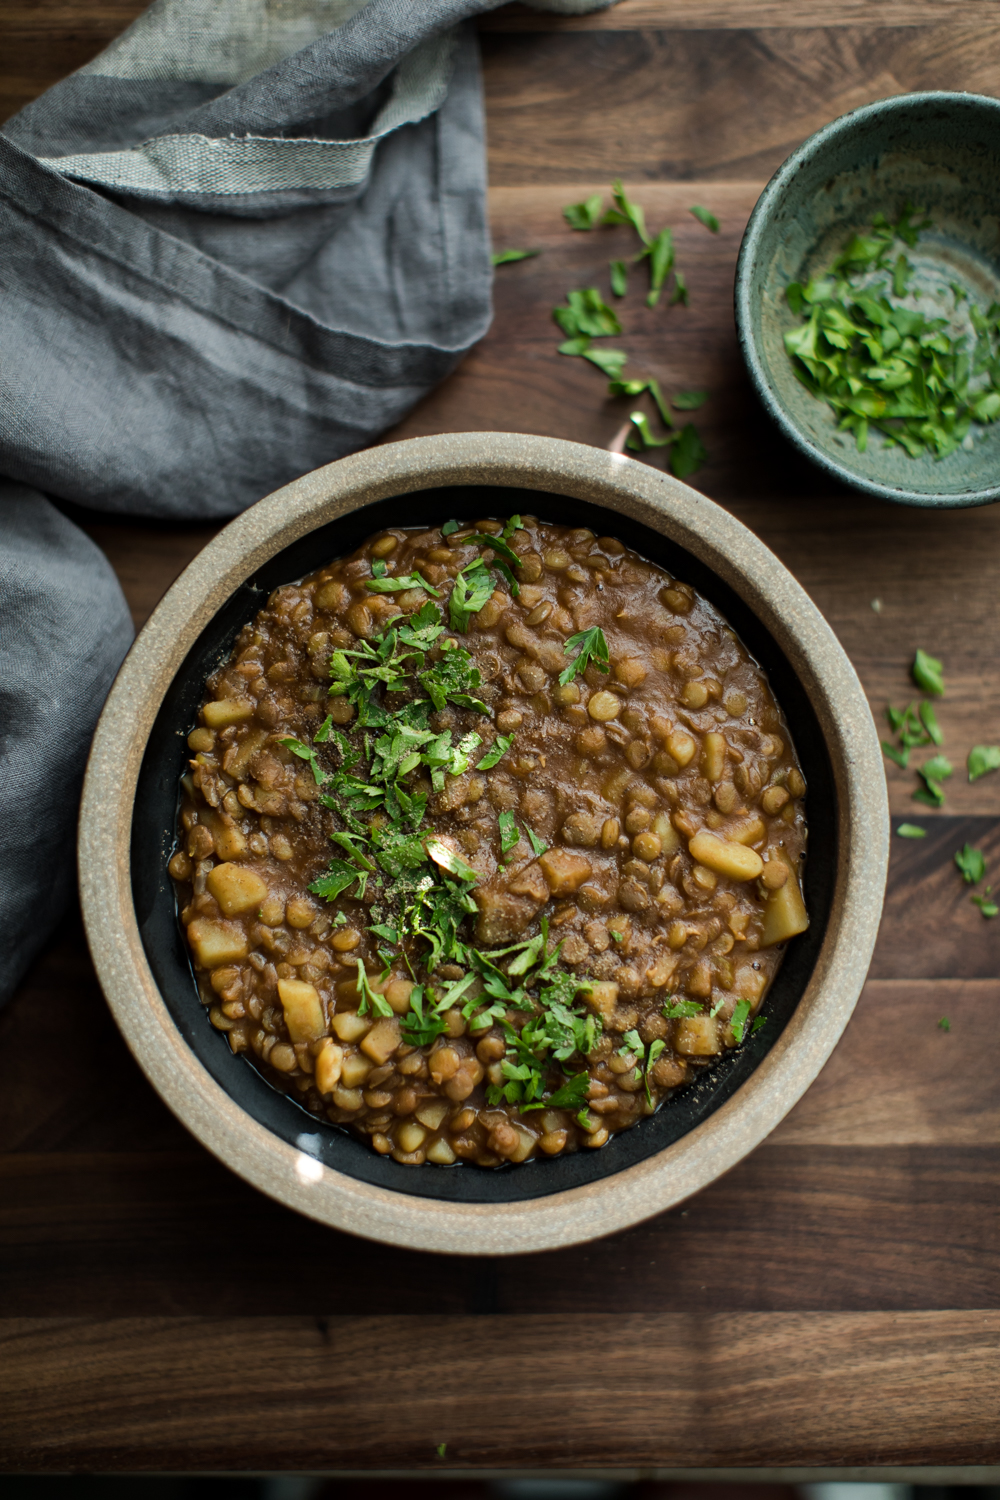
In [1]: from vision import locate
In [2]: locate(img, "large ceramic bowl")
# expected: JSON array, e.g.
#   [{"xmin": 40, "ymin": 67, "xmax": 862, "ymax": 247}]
[
  {"xmin": 79, "ymin": 434, "xmax": 887, "ymax": 1255},
  {"xmin": 736, "ymin": 91, "xmax": 1000, "ymax": 507}
]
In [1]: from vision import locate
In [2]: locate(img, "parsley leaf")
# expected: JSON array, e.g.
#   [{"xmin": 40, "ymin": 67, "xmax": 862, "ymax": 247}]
[
  {"xmin": 938, "ymin": 1015, "xmax": 952, "ymax": 1031},
  {"xmin": 314, "ymin": 715, "xmax": 333, "ymax": 743},
  {"xmin": 663, "ymin": 997, "xmax": 703, "ymax": 1018},
  {"xmin": 968, "ymin": 745, "xmax": 1000, "ymax": 782},
  {"xmin": 441, "ymin": 519, "xmax": 461, "ymax": 536},
  {"xmin": 669, "ymin": 423, "xmax": 708, "ymax": 479},
  {"xmin": 610, "ymin": 259, "xmax": 628, "ymax": 297},
  {"xmin": 689, "ymin": 204, "xmax": 719, "ymax": 233},
  {"xmin": 309, "ymin": 859, "xmax": 367, "ymax": 902},
  {"xmin": 559, "ymin": 626, "xmax": 610, "ymax": 686},
  {"xmin": 366, "ymin": 571, "xmax": 440, "ymax": 597},
  {"xmin": 580, "ymin": 345, "xmax": 628, "ymax": 379},
  {"xmin": 476, "ymin": 733, "xmax": 514, "ymax": 770},
  {"xmin": 492, "ymin": 248, "xmax": 541, "ymax": 265},
  {"xmin": 425, "ymin": 837, "xmax": 479, "ymax": 883},
  {"xmin": 750, "ymin": 1016, "xmax": 767, "ymax": 1036},
  {"xmin": 627, "ymin": 411, "xmax": 673, "ymax": 450},
  {"xmin": 525, "ymin": 824, "xmax": 548, "ymax": 857},
  {"xmin": 669, "ymin": 270, "xmax": 689, "ymax": 307},
  {"xmin": 729, "ymin": 998, "xmax": 753, "ymax": 1044},
  {"xmin": 913, "ymin": 649, "xmax": 945, "ymax": 697},
  {"xmin": 553, "ymin": 287, "xmax": 622, "ymax": 340},
  {"xmin": 563, "ymin": 193, "xmax": 604, "ymax": 231},
  {"xmin": 448, "ymin": 558, "xmax": 495, "ymax": 633},
  {"xmin": 608, "ymin": 376, "xmax": 674, "ymax": 427},
  {"xmin": 955, "ymin": 843, "xmax": 986, "ymax": 885},
  {"xmin": 896, "ymin": 822, "xmax": 927, "ymax": 838},
  {"xmin": 602, "ymin": 179, "xmax": 650, "ymax": 246},
  {"xmin": 646, "ymin": 227, "xmax": 675, "ymax": 309},
  {"xmin": 882, "ymin": 740, "xmax": 910, "ymax": 769},
  {"xmin": 672, "ymin": 390, "xmax": 707, "ymax": 410},
  {"xmin": 355, "ymin": 959, "xmax": 393, "ymax": 1018},
  {"xmin": 523, "ymin": 1073, "xmax": 591, "ymax": 1111},
  {"xmin": 279, "ymin": 736, "xmax": 326, "ymax": 786},
  {"xmin": 918, "ymin": 700, "xmax": 943, "ymax": 745},
  {"xmin": 972, "ymin": 892, "xmax": 999, "ymax": 918},
  {"xmin": 498, "ymin": 810, "xmax": 521, "ymax": 856}
]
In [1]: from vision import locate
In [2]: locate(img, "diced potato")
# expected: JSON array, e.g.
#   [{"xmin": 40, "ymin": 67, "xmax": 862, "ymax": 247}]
[
  {"xmin": 206, "ymin": 863, "xmax": 267, "ymax": 916},
  {"xmin": 360, "ymin": 1017, "xmax": 401, "ymax": 1064},
  {"xmin": 688, "ymin": 830, "xmax": 764, "ymax": 882},
  {"xmin": 415, "ymin": 1099, "xmax": 449, "ymax": 1131},
  {"xmin": 583, "ymin": 980, "xmax": 618, "ymax": 1018},
  {"xmin": 666, "ymin": 729, "xmax": 697, "ymax": 768},
  {"xmin": 727, "ymin": 815, "xmax": 767, "ymax": 847},
  {"xmin": 674, "ymin": 1014, "xmax": 721, "ymax": 1056},
  {"xmin": 760, "ymin": 873, "xmax": 809, "ymax": 947},
  {"xmin": 340, "ymin": 1052, "xmax": 373, "ymax": 1089},
  {"xmin": 276, "ymin": 978, "xmax": 326, "ymax": 1043},
  {"xmin": 396, "ymin": 1121, "xmax": 427, "ymax": 1153},
  {"xmin": 510, "ymin": 1125, "xmax": 538, "ymax": 1163},
  {"xmin": 198, "ymin": 808, "xmax": 247, "ymax": 861},
  {"xmin": 701, "ymin": 732, "xmax": 727, "ymax": 783},
  {"xmin": 732, "ymin": 964, "xmax": 767, "ymax": 1002},
  {"xmin": 187, "ymin": 918, "xmax": 248, "ymax": 969},
  {"xmin": 331, "ymin": 1010, "xmax": 371, "ymax": 1042},
  {"xmin": 539, "ymin": 848, "xmax": 592, "ymax": 895},
  {"xmin": 314, "ymin": 1040, "xmax": 344, "ymax": 1095},
  {"xmin": 203, "ymin": 698, "xmax": 254, "ymax": 729},
  {"xmin": 426, "ymin": 1137, "xmax": 457, "ymax": 1165},
  {"xmin": 653, "ymin": 813, "xmax": 681, "ymax": 854}
]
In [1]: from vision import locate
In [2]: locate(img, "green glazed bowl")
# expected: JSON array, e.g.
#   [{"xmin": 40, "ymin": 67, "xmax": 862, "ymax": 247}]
[{"xmin": 735, "ymin": 91, "xmax": 1000, "ymax": 508}]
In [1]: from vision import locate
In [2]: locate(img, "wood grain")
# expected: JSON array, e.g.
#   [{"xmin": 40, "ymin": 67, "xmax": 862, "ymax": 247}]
[
  {"xmin": 2, "ymin": 1311, "xmax": 999, "ymax": 1468},
  {"xmin": 481, "ymin": 28, "xmax": 1000, "ymax": 186},
  {"xmin": 484, "ymin": 1, "xmax": 1000, "ymax": 29}
]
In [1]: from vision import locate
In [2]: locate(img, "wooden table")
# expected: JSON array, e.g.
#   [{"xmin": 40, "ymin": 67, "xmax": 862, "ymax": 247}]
[{"xmin": 4, "ymin": 0, "xmax": 1000, "ymax": 1475}]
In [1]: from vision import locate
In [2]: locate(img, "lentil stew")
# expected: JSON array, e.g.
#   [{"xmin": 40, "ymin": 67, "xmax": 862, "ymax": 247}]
[{"xmin": 169, "ymin": 515, "xmax": 809, "ymax": 1171}]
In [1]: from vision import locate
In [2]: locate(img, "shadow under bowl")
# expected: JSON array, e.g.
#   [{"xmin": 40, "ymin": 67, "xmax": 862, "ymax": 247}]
[
  {"xmin": 79, "ymin": 434, "xmax": 888, "ymax": 1255},
  {"xmin": 736, "ymin": 90, "xmax": 1000, "ymax": 507}
]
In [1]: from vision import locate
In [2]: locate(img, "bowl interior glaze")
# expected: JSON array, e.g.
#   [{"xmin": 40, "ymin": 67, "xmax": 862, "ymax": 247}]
[
  {"xmin": 736, "ymin": 91, "xmax": 1000, "ymax": 507},
  {"xmin": 132, "ymin": 482, "xmax": 836, "ymax": 1206}
]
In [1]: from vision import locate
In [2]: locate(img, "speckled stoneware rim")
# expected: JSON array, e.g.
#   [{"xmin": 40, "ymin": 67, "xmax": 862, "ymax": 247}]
[
  {"xmin": 79, "ymin": 433, "xmax": 888, "ymax": 1255},
  {"xmin": 735, "ymin": 90, "xmax": 1000, "ymax": 509}
]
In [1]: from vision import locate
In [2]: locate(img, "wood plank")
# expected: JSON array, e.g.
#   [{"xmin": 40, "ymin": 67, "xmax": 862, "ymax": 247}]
[
  {"xmin": 2, "ymin": 1311, "xmax": 999, "ymax": 1468},
  {"xmin": 872, "ymin": 819, "xmax": 1000, "ymax": 979},
  {"xmin": 480, "ymin": 27, "xmax": 1000, "ymax": 186},
  {"xmin": 484, "ymin": 1, "xmax": 1000, "ymax": 29},
  {"xmin": 3, "ymin": 1145, "xmax": 999, "ymax": 1316}
]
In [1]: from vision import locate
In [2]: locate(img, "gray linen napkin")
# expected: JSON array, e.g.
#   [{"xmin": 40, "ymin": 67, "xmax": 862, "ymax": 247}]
[{"xmin": 0, "ymin": 0, "xmax": 617, "ymax": 1003}]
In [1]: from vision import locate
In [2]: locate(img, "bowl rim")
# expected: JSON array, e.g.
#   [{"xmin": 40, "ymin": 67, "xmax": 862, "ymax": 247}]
[
  {"xmin": 735, "ymin": 88, "xmax": 1000, "ymax": 509},
  {"xmin": 78, "ymin": 432, "xmax": 888, "ymax": 1255}
]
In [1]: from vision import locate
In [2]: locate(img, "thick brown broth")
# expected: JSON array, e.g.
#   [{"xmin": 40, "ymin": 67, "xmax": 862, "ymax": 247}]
[{"xmin": 170, "ymin": 517, "xmax": 809, "ymax": 1168}]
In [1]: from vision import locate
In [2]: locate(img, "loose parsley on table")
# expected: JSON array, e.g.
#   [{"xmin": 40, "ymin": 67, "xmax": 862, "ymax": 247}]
[{"xmin": 968, "ymin": 744, "xmax": 1000, "ymax": 782}]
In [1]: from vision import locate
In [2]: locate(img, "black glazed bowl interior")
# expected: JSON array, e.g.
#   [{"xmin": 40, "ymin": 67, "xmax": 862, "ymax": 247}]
[{"xmin": 132, "ymin": 483, "xmax": 836, "ymax": 1206}]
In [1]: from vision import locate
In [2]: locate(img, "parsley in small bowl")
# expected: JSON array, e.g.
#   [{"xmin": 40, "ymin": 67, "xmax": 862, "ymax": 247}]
[{"xmin": 736, "ymin": 91, "xmax": 1000, "ymax": 507}]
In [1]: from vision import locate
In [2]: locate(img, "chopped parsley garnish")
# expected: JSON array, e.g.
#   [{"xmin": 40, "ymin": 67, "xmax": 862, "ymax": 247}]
[
  {"xmin": 729, "ymin": 999, "xmax": 753, "ymax": 1044},
  {"xmin": 497, "ymin": 810, "xmax": 521, "ymax": 857},
  {"xmin": 525, "ymin": 824, "xmax": 548, "ymax": 857},
  {"xmin": 559, "ymin": 626, "xmax": 610, "ymax": 686},
  {"xmin": 610, "ymin": 258, "xmax": 628, "ymax": 297},
  {"xmin": 476, "ymin": 732, "xmax": 515, "ymax": 770},
  {"xmin": 279, "ymin": 736, "xmax": 325, "ymax": 785},
  {"xmin": 672, "ymin": 390, "xmax": 708, "ymax": 410},
  {"xmin": 646, "ymin": 227, "xmax": 674, "ymax": 309},
  {"xmin": 355, "ymin": 959, "xmax": 393, "ymax": 1018},
  {"xmin": 602, "ymin": 180, "xmax": 649, "ymax": 244},
  {"xmin": 448, "ymin": 558, "xmax": 496, "ymax": 633},
  {"xmin": 620, "ymin": 1028, "xmax": 666, "ymax": 1105},
  {"xmin": 608, "ymin": 376, "xmax": 673, "ymax": 427},
  {"xmin": 689, "ymin": 205, "xmax": 719, "ymax": 233},
  {"xmin": 425, "ymin": 836, "xmax": 479, "ymax": 883},
  {"xmin": 750, "ymin": 1016, "xmax": 767, "ymax": 1036},
  {"xmin": 912, "ymin": 649, "xmax": 945, "ymax": 697},
  {"xmin": 663, "ymin": 997, "xmax": 702, "ymax": 1018},
  {"xmin": 896, "ymin": 823, "xmax": 927, "ymax": 838},
  {"xmin": 938, "ymin": 1016, "xmax": 951, "ymax": 1032},
  {"xmin": 968, "ymin": 744, "xmax": 1000, "ymax": 782},
  {"xmin": 669, "ymin": 423, "xmax": 708, "ymax": 480},
  {"xmin": 783, "ymin": 208, "xmax": 1000, "ymax": 460},
  {"xmin": 954, "ymin": 843, "xmax": 986, "ymax": 884},
  {"xmin": 973, "ymin": 891, "xmax": 999, "ymax": 918},
  {"xmin": 670, "ymin": 270, "xmax": 689, "ymax": 307},
  {"xmin": 627, "ymin": 411, "xmax": 672, "ymax": 450},
  {"xmin": 554, "ymin": 287, "xmax": 622, "ymax": 341},
  {"xmin": 492, "ymin": 248, "xmax": 541, "ymax": 265}
]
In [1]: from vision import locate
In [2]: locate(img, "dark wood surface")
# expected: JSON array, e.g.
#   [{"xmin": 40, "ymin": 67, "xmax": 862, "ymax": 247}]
[{"xmin": 3, "ymin": 0, "xmax": 1000, "ymax": 1473}]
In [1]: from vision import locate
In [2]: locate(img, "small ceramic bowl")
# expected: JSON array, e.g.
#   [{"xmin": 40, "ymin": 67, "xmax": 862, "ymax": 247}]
[
  {"xmin": 79, "ymin": 434, "xmax": 887, "ymax": 1255},
  {"xmin": 736, "ymin": 91, "xmax": 1000, "ymax": 507}
]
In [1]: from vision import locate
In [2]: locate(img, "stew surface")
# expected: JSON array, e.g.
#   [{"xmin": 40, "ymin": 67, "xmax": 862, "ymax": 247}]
[{"xmin": 170, "ymin": 517, "xmax": 809, "ymax": 1168}]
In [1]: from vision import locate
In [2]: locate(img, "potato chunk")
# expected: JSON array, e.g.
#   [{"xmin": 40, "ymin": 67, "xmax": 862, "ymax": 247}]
[
  {"xmin": 277, "ymin": 978, "xmax": 326, "ymax": 1043},
  {"xmin": 206, "ymin": 863, "xmax": 267, "ymax": 916},
  {"xmin": 583, "ymin": 980, "xmax": 618, "ymax": 1019},
  {"xmin": 360, "ymin": 1017, "xmax": 401, "ymax": 1064},
  {"xmin": 538, "ymin": 847, "xmax": 592, "ymax": 895},
  {"xmin": 314, "ymin": 1040, "xmax": 344, "ymax": 1095},
  {"xmin": 674, "ymin": 1014, "xmax": 721, "ymax": 1055},
  {"xmin": 760, "ymin": 873, "xmax": 809, "ymax": 946},
  {"xmin": 203, "ymin": 698, "xmax": 254, "ymax": 729},
  {"xmin": 186, "ymin": 918, "xmax": 248, "ymax": 969},
  {"xmin": 688, "ymin": 830, "xmax": 764, "ymax": 882}
]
